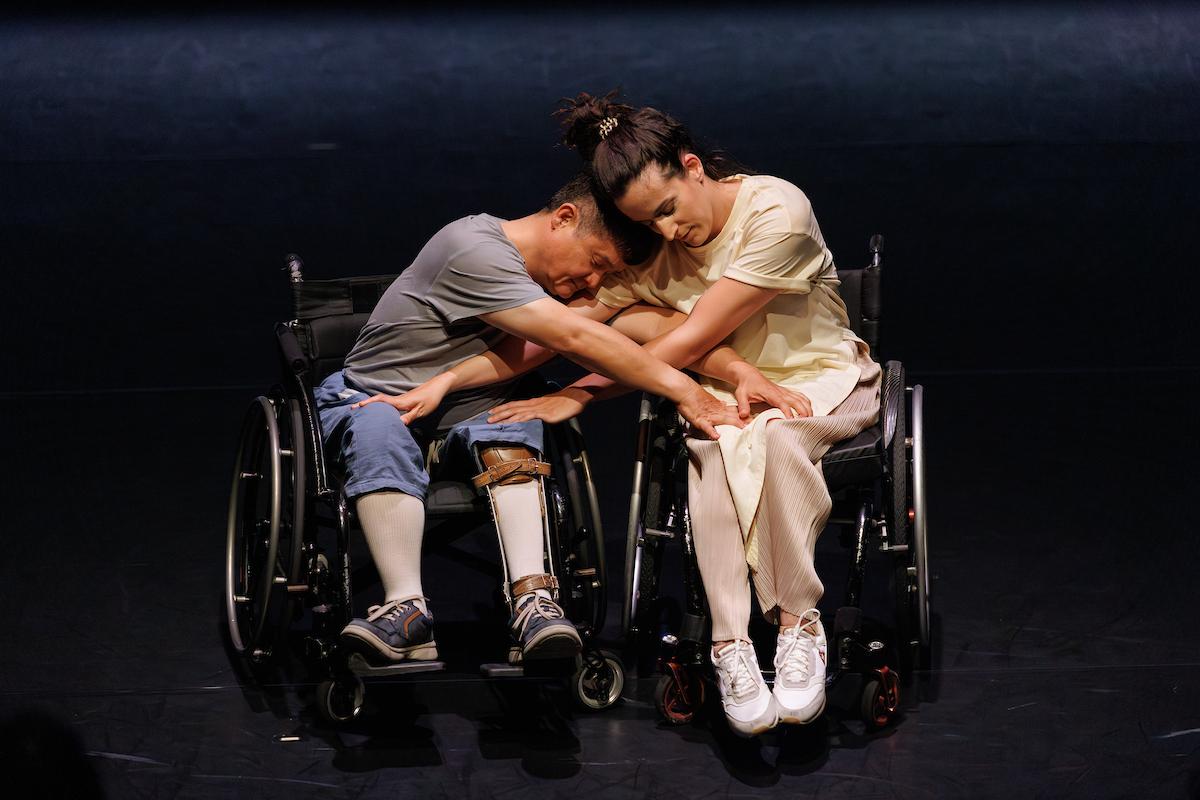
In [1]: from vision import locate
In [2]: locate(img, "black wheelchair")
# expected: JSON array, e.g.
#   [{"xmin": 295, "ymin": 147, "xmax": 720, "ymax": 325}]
[
  {"xmin": 223, "ymin": 256, "xmax": 623, "ymax": 723},
  {"xmin": 621, "ymin": 235, "xmax": 931, "ymax": 730}
]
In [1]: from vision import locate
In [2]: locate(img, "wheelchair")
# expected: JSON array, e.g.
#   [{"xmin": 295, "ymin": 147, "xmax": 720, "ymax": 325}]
[
  {"xmin": 223, "ymin": 256, "xmax": 623, "ymax": 724},
  {"xmin": 622, "ymin": 234, "xmax": 931, "ymax": 731}
]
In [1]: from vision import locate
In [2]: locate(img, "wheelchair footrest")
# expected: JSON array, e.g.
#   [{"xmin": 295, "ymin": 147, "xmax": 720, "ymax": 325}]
[
  {"xmin": 346, "ymin": 652, "xmax": 445, "ymax": 677},
  {"xmin": 480, "ymin": 663, "xmax": 524, "ymax": 678}
]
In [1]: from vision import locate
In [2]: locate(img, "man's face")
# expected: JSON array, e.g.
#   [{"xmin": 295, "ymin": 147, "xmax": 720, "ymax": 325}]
[{"xmin": 541, "ymin": 210, "xmax": 626, "ymax": 300}]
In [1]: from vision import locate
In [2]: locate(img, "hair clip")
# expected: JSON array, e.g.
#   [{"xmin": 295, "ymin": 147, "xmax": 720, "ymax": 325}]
[{"xmin": 598, "ymin": 117, "xmax": 619, "ymax": 140}]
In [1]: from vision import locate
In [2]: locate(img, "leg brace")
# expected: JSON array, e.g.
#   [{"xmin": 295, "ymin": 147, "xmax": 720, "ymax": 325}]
[{"xmin": 474, "ymin": 446, "xmax": 557, "ymax": 608}]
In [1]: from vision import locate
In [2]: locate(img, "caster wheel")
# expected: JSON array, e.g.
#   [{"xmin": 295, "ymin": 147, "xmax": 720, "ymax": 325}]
[
  {"xmin": 655, "ymin": 669, "xmax": 705, "ymax": 725},
  {"xmin": 860, "ymin": 669, "xmax": 899, "ymax": 730},
  {"xmin": 572, "ymin": 650, "xmax": 625, "ymax": 711},
  {"xmin": 316, "ymin": 676, "xmax": 365, "ymax": 724},
  {"xmin": 878, "ymin": 667, "xmax": 900, "ymax": 714}
]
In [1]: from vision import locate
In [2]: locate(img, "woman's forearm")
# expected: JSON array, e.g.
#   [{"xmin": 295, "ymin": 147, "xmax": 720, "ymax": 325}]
[{"xmin": 560, "ymin": 339, "xmax": 755, "ymax": 405}]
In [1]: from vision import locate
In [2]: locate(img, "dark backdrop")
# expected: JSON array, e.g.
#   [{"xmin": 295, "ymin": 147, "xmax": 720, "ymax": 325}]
[{"xmin": 3, "ymin": 3, "xmax": 1198, "ymax": 395}]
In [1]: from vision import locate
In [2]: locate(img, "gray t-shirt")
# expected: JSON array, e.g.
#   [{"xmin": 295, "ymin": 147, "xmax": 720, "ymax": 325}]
[{"xmin": 343, "ymin": 214, "xmax": 547, "ymax": 428}]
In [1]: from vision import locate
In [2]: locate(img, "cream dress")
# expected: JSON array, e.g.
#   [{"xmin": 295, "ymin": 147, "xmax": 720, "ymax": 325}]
[{"xmin": 596, "ymin": 175, "xmax": 866, "ymax": 566}]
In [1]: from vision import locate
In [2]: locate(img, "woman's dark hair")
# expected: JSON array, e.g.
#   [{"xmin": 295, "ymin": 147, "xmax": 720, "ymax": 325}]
[{"xmin": 557, "ymin": 90, "xmax": 749, "ymax": 200}]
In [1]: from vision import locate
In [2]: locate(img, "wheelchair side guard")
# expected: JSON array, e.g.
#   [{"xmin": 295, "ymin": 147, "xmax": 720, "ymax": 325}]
[{"xmin": 274, "ymin": 322, "xmax": 333, "ymax": 499}]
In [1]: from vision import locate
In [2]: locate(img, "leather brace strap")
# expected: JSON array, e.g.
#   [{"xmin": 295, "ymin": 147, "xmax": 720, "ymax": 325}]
[
  {"xmin": 510, "ymin": 573, "xmax": 559, "ymax": 598},
  {"xmin": 472, "ymin": 446, "xmax": 551, "ymax": 489}
]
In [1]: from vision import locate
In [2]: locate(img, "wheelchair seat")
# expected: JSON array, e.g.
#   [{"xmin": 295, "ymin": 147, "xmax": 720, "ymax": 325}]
[{"xmin": 822, "ymin": 426, "xmax": 884, "ymax": 490}]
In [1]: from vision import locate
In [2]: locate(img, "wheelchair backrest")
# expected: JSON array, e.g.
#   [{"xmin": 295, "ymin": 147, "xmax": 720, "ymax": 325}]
[
  {"xmin": 835, "ymin": 237, "xmax": 883, "ymax": 359},
  {"xmin": 287, "ymin": 274, "xmax": 398, "ymax": 384}
]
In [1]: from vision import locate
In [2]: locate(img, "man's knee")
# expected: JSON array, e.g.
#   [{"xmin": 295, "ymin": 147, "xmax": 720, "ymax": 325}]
[
  {"xmin": 472, "ymin": 446, "xmax": 551, "ymax": 490},
  {"xmin": 340, "ymin": 404, "xmax": 428, "ymax": 497}
]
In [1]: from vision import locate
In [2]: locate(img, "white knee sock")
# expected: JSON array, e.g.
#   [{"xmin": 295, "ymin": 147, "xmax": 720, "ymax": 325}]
[
  {"xmin": 354, "ymin": 491, "xmax": 427, "ymax": 613},
  {"xmin": 491, "ymin": 480, "xmax": 552, "ymax": 603}
]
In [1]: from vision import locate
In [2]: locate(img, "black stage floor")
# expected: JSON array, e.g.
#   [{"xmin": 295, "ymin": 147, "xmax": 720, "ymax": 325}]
[{"xmin": 1, "ymin": 371, "xmax": 1198, "ymax": 798}]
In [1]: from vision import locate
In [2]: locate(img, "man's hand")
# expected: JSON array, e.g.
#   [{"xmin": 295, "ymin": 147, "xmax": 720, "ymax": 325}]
[
  {"xmin": 350, "ymin": 372, "xmax": 454, "ymax": 424},
  {"xmin": 677, "ymin": 384, "xmax": 745, "ymax": 440},
  {"xmin": 487, "ymin": 389, "xmax": 589, "ymax": 424},
  {"xmin": 729, "ymin": 363, "xmax": 813, "ymax": 420}
]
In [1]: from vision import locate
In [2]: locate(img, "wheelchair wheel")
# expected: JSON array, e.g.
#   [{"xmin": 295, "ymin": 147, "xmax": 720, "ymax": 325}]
[
  {"xmin": 860, "ymin": 667, "xmax": 900, "ymax": 730},
  {"xmin": 655, "ymin": 667, "xmax": 705, "ymax": 725},
  {"xmin": 224, "ymin": 393, "xmax": 306, "ymax": 660},
  {"xmin": 316, "ymin": 676, "xmax": 365, "ymax": 724},
  {"xmin": 547, "ymin": 420, "xmax": 607, "ymax": 636},
  {"xmin": 571, "ymin": 649, "xmax": 624, "ymax": 711}
]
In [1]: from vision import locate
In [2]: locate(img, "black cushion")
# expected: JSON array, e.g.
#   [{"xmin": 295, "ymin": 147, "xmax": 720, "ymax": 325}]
[
  {"xmin": 823, "ymin": 425, "xmax": 884, "ymax": 490},
  {"xmin": 425, "ymin": 481, "xmax": 487, "ymax": 516}
]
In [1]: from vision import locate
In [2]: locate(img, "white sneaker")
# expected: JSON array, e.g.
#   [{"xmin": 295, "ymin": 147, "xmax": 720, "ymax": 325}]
[
  {"xmin": 711, "ymin": 640, "xmax": 778, "ymax": 737},
  {"xmin": 773, "ymin": 608, "xmax": 827, "ymax": 724}
]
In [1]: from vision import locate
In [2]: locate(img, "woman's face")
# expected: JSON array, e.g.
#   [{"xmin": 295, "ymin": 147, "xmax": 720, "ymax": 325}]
[{"xmin": 616, "ymin": 154, "xmax": 719, "ymax": 246}]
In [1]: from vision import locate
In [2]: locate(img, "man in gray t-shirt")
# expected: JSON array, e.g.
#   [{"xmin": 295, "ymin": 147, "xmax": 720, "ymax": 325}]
[
  {"xmin": 342, "ymin": 212, "xmax": 547, "ymax": 429},
  {"xmin": 315, "ymin": 174, "xmax": 740, "ymax": 668}
]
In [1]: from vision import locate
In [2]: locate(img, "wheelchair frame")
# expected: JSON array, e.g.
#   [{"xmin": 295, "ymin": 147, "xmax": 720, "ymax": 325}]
[
  {"xmin": 224, "ymin": 256, "xmax": 623, "ymax": 722},
  {"xmin": 621, "ymin": 235, "xmax": 931, "ymax": 730}
]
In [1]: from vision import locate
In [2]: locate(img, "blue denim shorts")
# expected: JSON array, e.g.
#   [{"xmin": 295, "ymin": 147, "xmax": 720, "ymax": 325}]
[{"xmin": 314, "ymin": 370, "xmax": 544, "ymax": 500}]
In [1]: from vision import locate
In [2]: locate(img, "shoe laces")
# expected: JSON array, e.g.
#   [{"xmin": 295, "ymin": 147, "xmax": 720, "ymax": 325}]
[
  {"xmin": 713, "ymin": 641, "xmax": 762, "ymax": 704},
  {"xmin": 776, "ymin": 610, "xmax": 822, "ymax": 685},
  {"xmin": 365, "ymin": 599, "xmax": 413, "ymax": 623},
  {"xmin": 512, "ymin": 593, "xmax": 563, "ymax": 634}
]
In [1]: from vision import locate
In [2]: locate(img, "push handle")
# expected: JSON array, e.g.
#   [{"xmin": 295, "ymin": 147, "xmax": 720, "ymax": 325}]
[
  {"xmin": 284, "ymin": 253, "xmax": 304, "ymax": 283},
  {"xmin": 861, "ymin": 234, "xmax": 884, "ymax": 355}
]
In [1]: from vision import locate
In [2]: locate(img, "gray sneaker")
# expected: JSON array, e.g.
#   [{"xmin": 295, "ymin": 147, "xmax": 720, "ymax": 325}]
[
  {"xmin": 508, "ymin": 594, "xmax": 582, "ymax": 664},
  {"xmin": 340, "ymin": 599, "xmax": 438, "ymax": 662}
]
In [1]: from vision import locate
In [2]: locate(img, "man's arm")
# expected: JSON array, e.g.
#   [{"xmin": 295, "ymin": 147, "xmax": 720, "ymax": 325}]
[
  {"xmin": 545, "ymin": 277, "xmax": 781, "ymax": 405},
  {"xmin": 488, "ymin": 279, "xmax": 812, "ymax": 423},
  {"xmin": 349, "ymin": 296, "xmax": 620, "ymax": 425},
  {"xmin": 479, "ymin": 297, "xmax": 741, "ymax": 438},
  {"xmin": 445, "ymin": 296, "xmax": 618, "ymax": 388}
]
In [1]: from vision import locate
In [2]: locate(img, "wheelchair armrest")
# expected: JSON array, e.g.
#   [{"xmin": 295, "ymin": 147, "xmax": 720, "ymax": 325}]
[
  {"xmin": 273, "ymin": 322, "xmax": 334, "ymax": 498},
  {"xmin": 274, "ymin": 322, "xmax": 309, "ymax": 375}
]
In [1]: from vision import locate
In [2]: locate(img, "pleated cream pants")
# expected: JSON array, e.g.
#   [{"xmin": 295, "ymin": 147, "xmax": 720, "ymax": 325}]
[{"xmin": 687, "ymin": 356, "xmax": 882, "ymax": 642}]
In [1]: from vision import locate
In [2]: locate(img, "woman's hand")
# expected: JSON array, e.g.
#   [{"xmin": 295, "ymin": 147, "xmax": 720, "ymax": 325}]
[
  {"xmin": 729, "ymin": 363, "xmax": 812, "ymax": 420},
  {"xmin": 350, "ymin": 372, "xmax": 454, "ymax": 424},
  {"xmin": 487, "ymin": 389, "xmax": 590, "ymax": 424}
]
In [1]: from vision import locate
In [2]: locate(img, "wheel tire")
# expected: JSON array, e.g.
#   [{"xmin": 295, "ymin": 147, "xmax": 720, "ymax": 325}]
[
  {"xmin": 572, "ymin": 651, "xmax": 625, "ymax": 711},
  {"xmin": 860, "ymin": 677, "xmax": 891, "ymax": 730},
  {"xmin": 224, "ymin": 394, "xmax": 306, "ymax": 660},
  {"xmin": 655, "ymin": 670, "xmax": 704, "ymax": 725},
  {"xmin": 225, "ymin": 396, "xmax": 282, "ymax": 658},
  {"xmin": 316, "ymin": 676, "xmax": 364, "ymax": 725}
]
